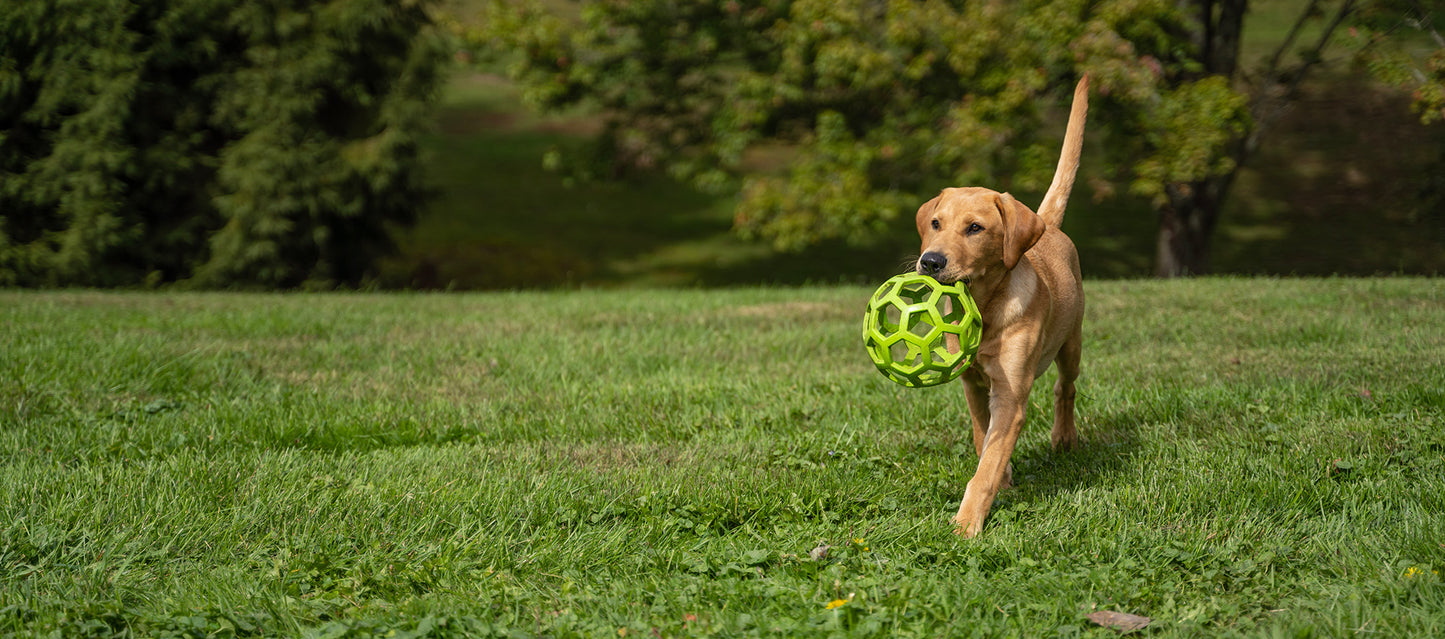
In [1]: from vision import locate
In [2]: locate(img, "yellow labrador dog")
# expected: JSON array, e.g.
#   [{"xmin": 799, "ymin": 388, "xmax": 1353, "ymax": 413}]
[{"xmin": 914, "ymin": 77, "xmax": 1089, "ymax": 537}]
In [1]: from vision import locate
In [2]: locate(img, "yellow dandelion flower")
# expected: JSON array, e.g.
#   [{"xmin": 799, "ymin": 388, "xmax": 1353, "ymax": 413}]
[
  {"xmin": 825, "ymin": 599, "xmax": 848, "ymax": 610},
  {"xmin": 1405, "ymin": 566, "xmax": 1423, "ymax": 578}
]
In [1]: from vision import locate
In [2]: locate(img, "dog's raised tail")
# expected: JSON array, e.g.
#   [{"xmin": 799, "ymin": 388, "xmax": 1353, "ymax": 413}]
[{"xmin": 1036, "ymin": 75, "xmax": 1089, "ymax": 229}]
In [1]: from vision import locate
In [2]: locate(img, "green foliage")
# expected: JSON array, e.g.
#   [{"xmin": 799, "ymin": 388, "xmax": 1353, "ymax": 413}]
[
  {"xmin": 1350, "ymin": 1, "xmax": 1445, "ymax": 123},
  {"xmin": 0, "ymin": 0, "xmax": 445, "ymax": 288},
  {"xmin": 478, "ymin": 0, "xmax": 1444, "ymax": 272},
  {"xmin": 1127, "ymin": 76, "xmax": 1251, "ymax": 204},
  {"xmin": 476, "ymin": 0, "xmax": 1256, "ymax": 251}
]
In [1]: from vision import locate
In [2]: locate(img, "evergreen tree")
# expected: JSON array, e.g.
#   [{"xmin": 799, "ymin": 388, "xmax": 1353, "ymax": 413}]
[{"xmin": 0, "ymin": 0, "xmax": 445, "ymax": 288}]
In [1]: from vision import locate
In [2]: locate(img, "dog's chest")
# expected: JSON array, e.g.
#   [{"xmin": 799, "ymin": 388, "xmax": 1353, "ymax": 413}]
[{"xmin": 994, "ymin": 269, "xmax": 1038, "ymax": 327}]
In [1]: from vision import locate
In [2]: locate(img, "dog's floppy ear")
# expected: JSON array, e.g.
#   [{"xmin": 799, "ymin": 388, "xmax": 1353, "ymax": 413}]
[
  {"xmin": 914, "ymin": 195, "xmax": 941, "ymax": 238},
  {"xmin": 997, "ymin": 192, "xmax": 1044, "ymax": 270}
]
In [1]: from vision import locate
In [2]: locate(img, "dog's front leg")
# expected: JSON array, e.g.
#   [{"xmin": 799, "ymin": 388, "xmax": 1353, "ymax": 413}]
[
  {"xmin": 953, "ymin": 382, "xmax": 1031, "ymax": 538},
  {"xmin": 962, "ymin": 380, "xmax": 991, "ymax": 458}
]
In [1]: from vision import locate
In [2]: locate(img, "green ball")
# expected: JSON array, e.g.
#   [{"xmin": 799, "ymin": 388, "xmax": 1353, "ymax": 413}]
[{"xmin": 862, "ymin": 273, "xmax": 983, "ymax": 388}]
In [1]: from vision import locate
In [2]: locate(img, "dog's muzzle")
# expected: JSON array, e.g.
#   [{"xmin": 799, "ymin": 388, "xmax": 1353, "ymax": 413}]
[{"xmin": 918, "ymin": 251, "xmax": 947, "ymax": 277}]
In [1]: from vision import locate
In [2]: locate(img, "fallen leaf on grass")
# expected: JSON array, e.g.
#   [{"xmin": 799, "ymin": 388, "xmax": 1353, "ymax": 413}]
[{"xmin": 1086, "ymin": 611, "xmax": 1151, "ymax": 632}]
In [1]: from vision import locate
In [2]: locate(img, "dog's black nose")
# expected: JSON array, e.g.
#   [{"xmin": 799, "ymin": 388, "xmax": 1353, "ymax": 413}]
[{"xmin": 918, "ymin": 252, "xmax": 947, "ymax": 276}]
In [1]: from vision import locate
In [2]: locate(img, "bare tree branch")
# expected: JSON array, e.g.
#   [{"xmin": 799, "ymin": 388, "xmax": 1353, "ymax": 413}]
[
  {"xmin": 1407, "ymin": 1, "xmax": 1445, "ymax": 47},
  {"xmin": 1283, "ymin": 0, "xmax": 1358, "ymax": 91},
  {"xmin": 1265, "ymin": 0, "xmax": 1323, "ymax": 80},
  {"xmin": 1240, "ymin": 2, "xmax": 1358, "ymax": 162}
]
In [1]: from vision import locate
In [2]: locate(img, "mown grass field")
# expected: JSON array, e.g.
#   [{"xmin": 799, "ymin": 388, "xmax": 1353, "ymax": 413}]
[{"xmin": 2, "ymin": 279, "xmax": 1443, "ymax": 637}]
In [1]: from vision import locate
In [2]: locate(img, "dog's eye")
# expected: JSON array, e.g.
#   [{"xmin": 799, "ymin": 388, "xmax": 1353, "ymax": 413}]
[
  {"xmin": 931, "ymin": 219, "xmax": 940, "ymax": 231},
  {"xmin": 966, "ymin": 223, "xmax": 983, "ymax": 235}
]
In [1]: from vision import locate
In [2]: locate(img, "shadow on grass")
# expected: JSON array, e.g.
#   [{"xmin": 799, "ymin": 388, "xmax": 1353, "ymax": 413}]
[
  {"xmin": 993, "ymin": 405, "xmax": 1147, "ymax": 512},
  {"xmin": 1212, "ymin": 76, "xmax": 1445, "ymax": 276},
  {"xmin": 387, "ymin": 72, "xmax": 1159, "ymax": 290},
  {"xmin": 391, "ymin": 117, "xmax": 929, "ymax": 289}
]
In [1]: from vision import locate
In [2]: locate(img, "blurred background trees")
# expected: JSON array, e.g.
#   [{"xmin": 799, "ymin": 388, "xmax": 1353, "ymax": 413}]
[
  {"xmin": 1, "ymin": 0, "xmax": 1441, "ymax": 289},
  {"xmin": 476, "ymin": 0, "xmax": 1445, "ymax": 278},
  {"xmin": 0, "ymin": 0, "xmax": 444, "ymax": 288}
]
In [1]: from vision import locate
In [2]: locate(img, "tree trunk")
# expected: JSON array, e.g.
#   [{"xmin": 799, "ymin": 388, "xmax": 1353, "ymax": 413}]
[
  {"xmin": 1156, "ymin": 0, "xmax": 1356, "ymax": 277},
  {"xmin": 1157, "ymin": 0, "xmax": 1249, "ymax": 277},
  {"xmin": 1155, "ymin": 178, "xmax": 1226, "ymax": 277},
  {"xmin": 1200, "ymin": 0, "xmax": 1247, "ymax": 78},
  {"xmin": 1155, "ymin": 208, "xmax": 1203, "ymax": 278}
]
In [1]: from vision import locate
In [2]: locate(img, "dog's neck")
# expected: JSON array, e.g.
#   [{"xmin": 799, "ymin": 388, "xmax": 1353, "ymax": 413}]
[{"xmin": 967, "ymin": 257, "xmax": 1038, "ymax": 328}]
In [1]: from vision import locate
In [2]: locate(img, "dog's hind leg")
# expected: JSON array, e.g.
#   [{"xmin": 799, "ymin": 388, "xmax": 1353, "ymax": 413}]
[{"xmin": 1050, "ymin": 329, "xmax": 1081, "ymax": 451}]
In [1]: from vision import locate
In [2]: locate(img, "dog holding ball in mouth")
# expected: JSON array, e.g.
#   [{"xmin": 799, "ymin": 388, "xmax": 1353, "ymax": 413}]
[{"xmin": 913, "ymin": 76, "xmax": 1090, "ymax": 537}]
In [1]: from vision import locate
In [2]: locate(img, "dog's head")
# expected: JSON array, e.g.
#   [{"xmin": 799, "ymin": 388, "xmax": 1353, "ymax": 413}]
[{"xmin": 914, "ymin": 187, "xmax": 1045, "ymax": 284}]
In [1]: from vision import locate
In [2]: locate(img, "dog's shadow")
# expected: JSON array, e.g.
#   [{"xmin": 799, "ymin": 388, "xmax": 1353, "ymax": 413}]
[{"xmin": 989, "ymin": 404, "xmax": 1146, "ymax": 512}]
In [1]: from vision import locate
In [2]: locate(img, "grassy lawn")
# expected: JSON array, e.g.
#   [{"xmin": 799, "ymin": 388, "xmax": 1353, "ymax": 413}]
[
  {"xmin": 381, "ymin": 72, "xmax": 922, "ymax": 291},
  {"xmin": 3, "ymin": 279, "xmax": 1443, "ymax": 636}
]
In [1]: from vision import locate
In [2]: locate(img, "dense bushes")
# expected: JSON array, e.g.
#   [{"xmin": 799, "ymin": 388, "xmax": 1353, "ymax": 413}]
[{"xmin": 0, "ymin": 0, "xmax": 445, "ymax": 288}]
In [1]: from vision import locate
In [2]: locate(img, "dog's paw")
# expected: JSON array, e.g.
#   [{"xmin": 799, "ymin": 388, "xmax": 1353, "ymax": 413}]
[
  {"xmin": 1051, "ymin": 426, "xmax": 1079, "ymax": 451},
  {"xmin": 951, "ymin": 514, "xmax": 983, "ymax": 538},
  {"xmin": 1051, "ymin": 436, "xmax": 1078, "ymax": 451},
  {"xmin": 952, "ymin": 521, "xmax": 981, "ymax": 538}
]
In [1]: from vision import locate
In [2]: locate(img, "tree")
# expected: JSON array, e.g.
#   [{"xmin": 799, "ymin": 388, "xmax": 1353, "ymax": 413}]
[
  {"xmin": 477, "ymin": 0, "xmax": 1443, "ymax": 277},
  {"xmin": 1146, "ymin": 0, "xmax": 1444, "ymax": 275},
  {"xmin": 0, "ymin": 0, "xmax": 445, "ymax": 288}
]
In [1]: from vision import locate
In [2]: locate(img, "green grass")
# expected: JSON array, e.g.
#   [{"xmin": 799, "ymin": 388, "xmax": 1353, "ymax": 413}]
[
  {"xmin": 3, "ymin": 279, "xmax": 1444, "ymax": 637},
  {"xmin": 382, "ymin": 72, "xmax": 920, "ymax": 290}
]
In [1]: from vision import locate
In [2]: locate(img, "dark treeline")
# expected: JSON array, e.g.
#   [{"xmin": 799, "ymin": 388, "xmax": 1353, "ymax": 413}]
[{"xmin": 0, "ymin": 0, "xmax": 445, "ymax": 288}]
